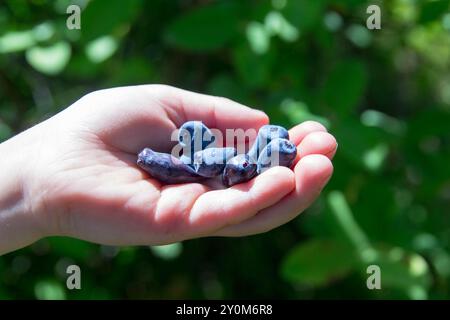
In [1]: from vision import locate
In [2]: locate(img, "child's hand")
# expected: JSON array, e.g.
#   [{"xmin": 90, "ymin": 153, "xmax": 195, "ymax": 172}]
[{"xmin": 0, "ymin": 85, "xmax": 337, "ymax": 254}]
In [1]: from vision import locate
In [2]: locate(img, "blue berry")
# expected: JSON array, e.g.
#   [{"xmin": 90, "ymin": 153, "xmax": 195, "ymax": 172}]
[
  {"xmin": 178, "ymin": 121, "xmax": 215, "ymax": 163},
  {"xmin": 137, "ymin": 148, "xmax": 203, "ymax": 184},
  {"xmin": 222, "ymin": 154, "xmax": 257, "ymax": 187},
  {"xmin": 248, "ymin": 125, "xmax": 289, "ymax": 161},
  {"xmin": 257, "ymin": 138, "xmax": 297, "ymax": 174},
  {"xmin": 193, "ymin": 147, "xmax": 237, "ymax": 177}
]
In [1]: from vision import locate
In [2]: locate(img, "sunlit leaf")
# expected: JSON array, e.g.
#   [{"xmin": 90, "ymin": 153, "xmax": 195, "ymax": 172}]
[
  {"xmin": 407, "ymin": 22, "xmax": 450, "ymax": 68},
  {"xmin": 85, "ymin": 36, "xmax": 118, "ymax": 63},
  {"xmin": 360, "ymin": 109, "xmax": 406, "ymax": 135},
  {"xmin": 25, "ymin": 41, "xmax": 71, "ymax": 75},
  {"xmin": 443, "ymin": 13, "xmax": 450, "ymax": 30},
  {"xmin": 362, "ymin": 143, "xmax": 389, "ymax": 172},
  {"xmin": 32, "ymin": 22, "xmax": 55, "ymax": 42},
  {"xmin": 327, "ymin": 191, "xmax": 374, "ymax": 261},
  {"xmin": 323, "ymin": 11, "xmax": 343, "ymax": 32},
  {"xmin": 280, "ymin": 99, "xmax": 330, "ymax": 128},
  {"xmin": 370, "ymin": 245, "xmax": 431, "ymax": 299},
  {"xmin": 333, "ymin": 118, "xmax": 388, "ymax": 170},
  {"xmin": 34, "ymin": 280, "xmax": 66, "ymax": 300},
  {"xmin": 0, "ymin": 30, "xmax": 35, "ymax": 53},
  {"xmin": 264, "ymin": 11, "xmax": 299, "ymax": 42},
  {"xmin": 246, "ymin": 22, "xmax": 270, "ymax": 55},
  {"xmin": 345, "ymin": 24, "xmax": 372, "ymax": 48},
  {"xmin": 150, "ymin": 243, "xmax": 183, "ymax": 260}
]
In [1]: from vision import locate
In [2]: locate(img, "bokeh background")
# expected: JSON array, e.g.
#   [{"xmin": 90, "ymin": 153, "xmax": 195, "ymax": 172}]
[{"xmin": 1, "ymin": 0, "xmax": 450, "ymax": 299}]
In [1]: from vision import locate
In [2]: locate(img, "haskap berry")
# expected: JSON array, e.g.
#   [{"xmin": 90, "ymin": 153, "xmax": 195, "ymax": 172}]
[
  {"xmin": 137, "ymin": 121, "xmax": 296, "ymax": 187},
  {"xmin": 193, "ymin": 147, "xmax": 237, "ymax": 177},
  {"xmin": 137, "ymin": 148, "xmax": 203, "ymax": 184},
  {"xmin": 222, "ymin": 154, "xmax": 257, "ymax": 187},
  {"xmin": 178, "ymin": 121, "xmax": 215, "ymax": 164},
  {"xmin": 248, "ymin": 125, "xmax": 289, "ymax": 161},
  {"xmin": 257, "ymin": 138, "xmax": 297, "ymax": 174}
]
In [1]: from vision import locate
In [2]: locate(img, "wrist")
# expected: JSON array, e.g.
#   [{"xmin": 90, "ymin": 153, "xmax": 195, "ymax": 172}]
[{"xmin": 0, "ymin": 129, "xmax": 47, "ymax": 254}]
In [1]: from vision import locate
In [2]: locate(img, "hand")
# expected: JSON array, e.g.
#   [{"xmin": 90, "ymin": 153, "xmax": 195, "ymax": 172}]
[{"xmin": 0, "ymin": 85, "xmax": 337, "ymax": 254}]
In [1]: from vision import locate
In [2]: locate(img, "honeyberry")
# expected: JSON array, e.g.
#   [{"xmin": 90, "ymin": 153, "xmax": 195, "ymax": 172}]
[
  {"xmin": 137, "ymin": 148, "xmax": 203, "ymax": 184},
  {"xmin": 257, "ymin": 138, "xmax": 297, "ymax": 174},
  {"xmin": 222, "ymin": 154, "xmax": 257, "ymax": 187},
  {"xmin": 248, "ymin": 125, "xmax": 289, "ymax": 161},
  {"xmin": 193, "ymin": 147, "xmax": 237, "ymax": 177},
  {"xmin": 178, "ymin": 121, "xmax": 215, "ymax": 163}
]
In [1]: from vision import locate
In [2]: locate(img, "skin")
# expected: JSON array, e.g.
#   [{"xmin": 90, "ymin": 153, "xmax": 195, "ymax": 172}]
[{"xmin": 0, "ymin": 85, "xmax": 337, "ymax": 255}]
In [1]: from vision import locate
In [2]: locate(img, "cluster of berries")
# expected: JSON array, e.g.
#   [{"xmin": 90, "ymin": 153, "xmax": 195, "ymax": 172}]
[{"xmin": 137, "ymin": 121, "xmax": 297, "ymax": 187}]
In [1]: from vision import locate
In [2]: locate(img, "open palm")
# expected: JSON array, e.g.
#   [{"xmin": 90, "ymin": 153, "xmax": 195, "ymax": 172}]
[{"xmin": 27, "ymin": 85, "xmax": 337, "ymax": 246}]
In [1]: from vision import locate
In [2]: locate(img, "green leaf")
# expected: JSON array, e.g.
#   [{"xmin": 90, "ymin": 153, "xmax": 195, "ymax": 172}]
[
  {"xmin": 232, "ymin": 45, "xmax": 274, "ymax": 88},
  {"xmin": 0, "ymin": 22, "xmax": 55, "ymax": 54},
  {"xmin": 107, "ymin": 58, "xmax": 156, "ymax": 86},
  {"xmin": 407, "ymin": 109, "xmax": 450, "ymax": 143},
  {"xmin": 207, "ymin": 74, "xmax": 247, "ymax": 102},
  {"xmin": 280, "ymin": 99, "xmax": 330, "ymax": 128},
  {"xmin": 360, "ymin": 109, "xmax": 406, "ymax": 135},
  {"xmin": 327, "ymin": 191, "xmax": 374, "ymax": 258},
  {"xmin": 264, "ymin": 11, "xmax": 299, "ymax": 42},
  {"xmin": 150, "ymin": 243, "xmax": 182, "ymax": 260},
  {"xmin": 345, "ymin": 24, "xmax": 372, "ymax": 48},
  {"xmin": 25, "ymin": 41, "xmax": 71, "ymax": 75},
  {"xmin": 85, "ymin": 35, "xmax": 118, "ymax": 63},
  {"xmin": 47, "ymin": 237, "xmax": 95, "ymax": 261},
  {"xmin": 0, "ymin": 30, "xmax": 35, "ymax": 53},
  {"xmin": 65, "ymin": 53, "xmax": 99, "ymax": 78},
  {"xmin": 34, "ymin": 280, "xmax": 66, "ymax": 300},
  {"xmin": 0, "ymin": 121, "xmax": 12, "ymax": 142},
  {"xmin": 282, "ymin": 0, "xmax": 326, "ymax": 31},
  {"xmin": 32, "ymin": 22, "xmax": 55, "ymax": 42},
  {"xmin": 281, "ymin": 239, "xmax": 358, "ymax": 287},
  {"xmin": 82, "ymin": 0, "xmax": 143, "ymax": 42},
  {"xmin": 165, "ymin": 3, "xmax": 239, "ymax": 51},
  {"xmin": 246, "ymin": 22, "xmax": 270, "ymax": 55},
  {"xmin": 333, "ymin": 118, "xmax": 389, "ymax": 171},
  {"xmin": 419, "ymin": 0, "xmax": 450, "ymax": 24},
  {"xmin": 323, "ymin": 59, "xmax": 368, "ymax": 115},
  {"xmin": 371, "ymin": 245, "xmax": 431, "ymax": 299},
  {"xmin": 362, "ymin": 143, "xmax": 389, "ymax": 172}
]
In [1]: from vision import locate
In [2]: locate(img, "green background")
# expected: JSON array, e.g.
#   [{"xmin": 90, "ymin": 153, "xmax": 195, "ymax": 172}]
[{"xmin": 1, "ymin": 0, "xmax": 450, "ymax": 299}]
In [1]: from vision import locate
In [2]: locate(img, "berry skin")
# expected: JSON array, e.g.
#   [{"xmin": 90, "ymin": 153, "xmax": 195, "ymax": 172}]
[
  {"xmin": 222, "ymin": 154, "xmax": 257, "ymax": 187},
  {"xmin": 178, "ymin": 121, "xmax": 215, "ymax": 163},
  {"xmin": 137, "ymin": 148, "xmax": 203, "ymax": 184},
  {"xmin": 193, "ymin": 147, "xmax": 237, "ymax": 177},
  {"xmin": 248, "ymin": 125, "xmax": 289, "ymax": 161},
  {"xmin": 257, "ymin": 138, "xmax": 297, "ymax": 174}
]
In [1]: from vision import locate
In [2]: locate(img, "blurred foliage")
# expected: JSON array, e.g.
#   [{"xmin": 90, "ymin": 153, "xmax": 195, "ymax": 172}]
[{"xmin": 1, "ymin": 0, "xmax": 450, "ymax": 299}]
